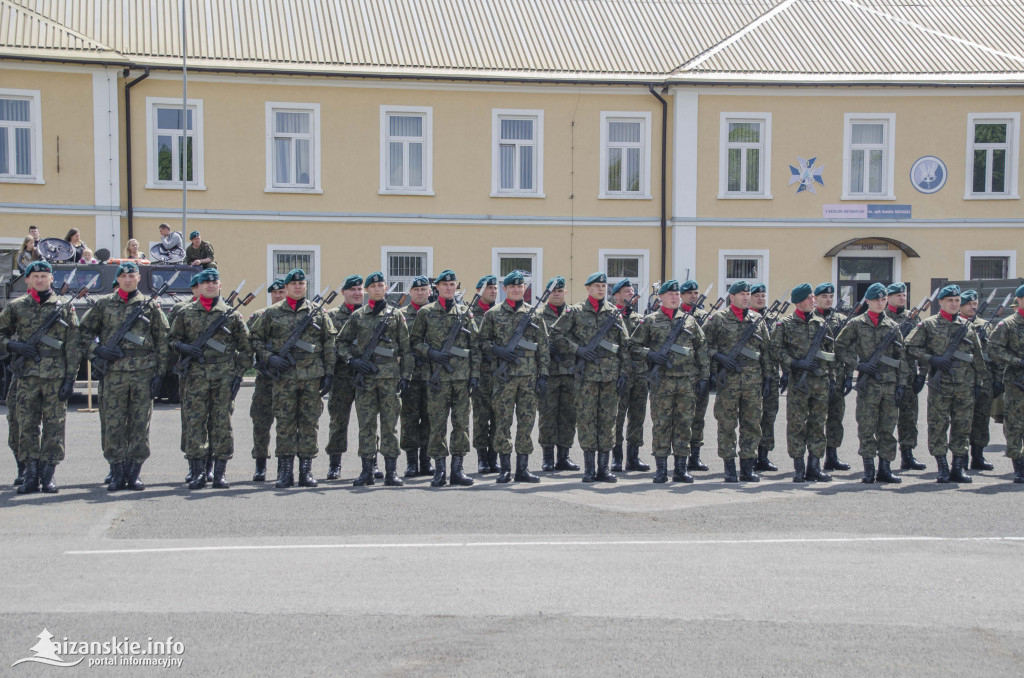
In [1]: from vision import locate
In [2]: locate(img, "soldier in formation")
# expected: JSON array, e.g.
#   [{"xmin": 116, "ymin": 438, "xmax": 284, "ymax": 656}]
[
  {"xmin": 538, "ymin": 276, "xmax": 578, "ymax": 472},
  {"xmin": 610, "ymin": 278, "xmax": 650, "ymax": 473},
  {"xmin": 750, "ymin": 283, "xmax": 779, "ymax": 473},
  {"xmin": 247, "ymin": 278, "xmax": 286, "ymax": 481},
  {"xmin": 987, "ymin": 283, "xmax": 1024, "ymax": 483},
  {"xmin": 471, "ymin": 275, "xmax": 500, "ymax": 474},
  {"xmin": 813, "ymin": 283, "xmax": 851, "ymax": 472},
  {"xmin": 883, "ymin": 282, "xmax": 928, "ymax": 472},
  {"xmin": 400, "ymin": 275, "xmax": 434, "ymax": 478}
]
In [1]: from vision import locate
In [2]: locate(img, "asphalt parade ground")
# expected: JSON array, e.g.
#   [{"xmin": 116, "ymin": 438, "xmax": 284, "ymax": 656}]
[{"xmin": 2, "ymin": 382, "xmax": 1023, "ymax": 676}]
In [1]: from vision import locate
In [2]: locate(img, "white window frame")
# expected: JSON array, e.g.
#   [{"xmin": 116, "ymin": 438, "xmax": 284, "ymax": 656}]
[
  {"xmin": 491, "ymin": 247, "xmax": 544, "ymax": 302},
  {"xmin": 145, "ymin": 96, "xmax": 205, "ymax": 190},
  {"xmin": 842, "ymin": 113, "xmax": 895, "ymax": 201},
  {"xmin": 600, "ymin": 249, "xmax": 650, "ymax": 309},
  {"xmin": 265, "ymin": 102, "xmax": 321, "ymax": 194},
  {"xmin": 964, "ymin": 249, "xmax": 1017, "ymax": 280},
  {"xmin": 379, "ymin": 105, "xmax": 433, "ymax": 196},
  {"xmin": 718, "ymin": 112, "xmax": 772, "ymax": 199},
  {"xmin": 965, "ymin": 113, "xmax": 1020, "ymax": 200},
  {"xmin": 830, "ymin": 249, "xmax": 902, "ymax": 296},
  {"xmin": 599, "ymin": 111, "xmax": 652, "ymax": 200},
  {"xmin": 0, "ymin": 88, "xmax": 43, "ymax": 184},
  {"xmin": 380, "ymin": 246, "xmax": 434, "ymax": 292},
  {"xmin": 718, "ymin": 249, "xmax": 770, "ymax": 301},
  {"xmin": 491, "ymin": 108, "xmax": 544, "ymax": 198},
  {"xmin": 266, "ymin": 244, "xmax": 321, "ymax": 304}
]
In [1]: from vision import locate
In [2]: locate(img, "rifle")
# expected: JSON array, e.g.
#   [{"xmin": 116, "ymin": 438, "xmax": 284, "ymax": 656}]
[
  {"xmin": 93, "ymin": 270, "xmax": 181, "ymax": 377},
  {"xmin": 11, "ymin": 272, "xmax": 98, "ymax": 378},
  {"xmin": 928, "ymin": 307, "xmax": 975, "ymax": 394},
  {"xmin": 765, "ymin": 301, "xmax": 789, "ymax": 325},
  {"xmin": 426, "ymin": 291, "xmax": 480, "ymax": 392},
  {"xmin": 714, "ymin": 309, "xmax": 765, "ymax": 384},
  {"xmin": 266, "ymin": 284, "xmax": 340, "ymax": 381},
  {"xmin": 976, "ymin": 288, "xmax": 998, "ymax": 317},
  {"xmin": 493, "ymin": 283, "xmax": 555, "ymax": 383},
  {"xmin": 757, "ymin": 300, "xmax": 780, "ymax": 325},
  {"xmin": 698, "ymin": 297, "xmax": 725, "ymax": 326},
  {"xmin": 832, "ymin": 294, "xmax": 868, "ymax": 335},
  {"xmin": 646, "ymin": 309, "xmax": 699, "ymax": 387},
  {"xmin": 353, "ymin": 290, "xmax": 407, "ymax": 392},
  {"xmin": 990, "ymin": 292, "xmax": 1013, "ymax": 320},
  {"xmin": 173, "ymin": 280, "xmax": 264, "ymax": 378},
  {"xmin": 854, "ymin": 290, "xmax": 937, "ymax": 392},
  {"xmin": 573, "ymin": 293, "xmax": 638, "ymax": 379},
  {"xmin": 791, "ymin": 320, "xmax": 834, "ymax": 393},
  {"xmin": 645, "ymin": 282, "xmax": 661, "ymax": 313}
]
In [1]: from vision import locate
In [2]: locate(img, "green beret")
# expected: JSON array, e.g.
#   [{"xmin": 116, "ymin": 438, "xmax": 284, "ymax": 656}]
[
  {"xmin": 585, "ymin": 272, "xmax": 607, "ymax": 286},
  {"xmin": 365, "ymin": 271, "xmax": 385, "ymax": 286},
  {"xmin": 410, "ymin": 275, "xmax": 429, "ymax": 289},
  {"xmin": 436, "ymin": 270, "xmax": 458, "ymax": 284},
  {"xmin": 886, "ymin": 282, "xmax": 906, "ymax": 294},
  {"xmin": 282, "ymin": 268, "xmax": 306, "ymax": 284},
  {"xmin": 476, "ymin": 275, "xmax": 497, "ymax": 289},
  {"xmin": 960, "ymin": 289, "xmax": 978, "ymax": 302},
  {"xmin": 22, "ymin": 260, "xmax": 52, "ymax": 276},
  {"xmin": 194, "ymin": 268, "xmax": 219, "ymax": 284},
  {"xmin": 937, "ymin": 284, "xmax": 961, "ymax": 300},
  {"xmin": 268, "ymin": 278, "xmax": 285, "ymax": 292},
  {"xmin": 750, "ymin": 283, "xmax": 766, "ymax": 294},
  {"xmin": 611, "ymin": 278, "xmax": 633, "ymax": 296},
  {"xmin": 659, "ymin": 280, "xmax": 680, "ymax": 294},
  {"xmin": 115, "ymin": 261, "xmax": 139, "ymax": 283},
  {"xmin": 189, "ymin": 273, "xmax": 201, "ymax": 288},
  {"xmin": 1016, "ymin": 283, "xmax": 1024, "ymax": 299},
  {"xmin": 728, "ymin": 280, "xmax": 750, "ymax": 294},
  {"xmin": 547, "ymin": 275, "xmax": 566, "ymax": 290},
  {"xmin": 790, "ymin": 283, "xmax": 813, "ymax": 304},
  {"xmin": 341, "ymin": 274, "xmax": 363, "ymax": 290},
  {"xmin": 189, "ymin": 231, "xmax": 200, "ymax": 239},
  {"xmin": 864, "ymin": 282, "xmax": 888, "ymax": 300},
  {"xmin": 814, "ymin": 282, "xmax": 834, "ymax": 295},
  {"xmin": 680, "ymin": 280, "xmax": 699, "ymax": 293},
  {"xmin": 503, "ymin": 270, "xmax": 525, "ymax": 286}
]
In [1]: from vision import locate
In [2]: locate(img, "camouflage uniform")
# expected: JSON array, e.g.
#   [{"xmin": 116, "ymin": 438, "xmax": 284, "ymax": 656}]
[
  {"xmin": 325, "ymin": 303, "xmax": 359, "ymax": 458},
  {"xmin": 771, "ymin": 312, "xmax": 833, "ymax": 461},
  {"xmin": 539, "ymin": 303, "xmax": 576, "ymax": 449},
  {"xmin": 613, "ymin": 304, "xmax": 648, "ymax": 463},
  {"xmin": 7, "ymin": 376, "xmax": 22, "ymax": 465},
  {"xmin": 965, "ymin": 313, "xmax": 998, "ymax": 452},
  {"xmin": 168, "ymin": 297, "xmax": 195, "ymax": 457},
  {"xmin": 988, "ymin": 311, "xmax": 1024, "ymax": 462},
  {"xmin": 758, "ymin": 316, "xmax": 781, "ymax": 456},
  {"xmin": 686, "ymin": 304, "xmax": 712, "ymax": 469},
  {"xmin": 885, "ymin": 305, "xmax": 924, "ymax": 453},
  {"xmin": 470, "ymin": 298, "xmax": 498, "ymax": 466},
  {"xmin": 815, "ymin": 307, "xmax": 849, "ymax": 450},
  {"xmin": 184, "ymin": 240, "xmax": 217, "ymax": 269},
  {"xmin": 246, "ymin": 308, "xmax": 274, "ymax": 459},
  {"xmin": 399, "ymin": 302, "xmax": 431, "ymax": 466}
]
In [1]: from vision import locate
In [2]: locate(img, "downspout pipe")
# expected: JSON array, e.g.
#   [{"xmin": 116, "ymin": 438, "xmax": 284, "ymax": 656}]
[
  {"xmin": 649, "ymin": 84, "xmax": 668, "ymax": 284},
  {"xmin": 124, "ymin": 67, "xmax": 150, "ymax": 240}
]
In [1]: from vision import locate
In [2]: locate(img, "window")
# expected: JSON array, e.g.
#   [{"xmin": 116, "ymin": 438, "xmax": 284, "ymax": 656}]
[
  {"xmin": 718, "ymin": 249, "xmax": 769, "ymax": 300},
  {"xmin": 843, "ymin": 114, "xmax": 895, "ymax": 199},
  {"xmin": 382, "ymin": 248, "xmax": 433, "ymax": 293},
  {"xmin": 600, "ymin": 249, "xmax": 650, "ymax": 308},
  {"xmin": 266, "ymin": 103, "xmax": 321, "ymax": 193},
  {"xmin": 965, "ymin": 250, "xmax": 1016, "ymax": 279},
  {"xmin": 380, "ymin": 106, "xmax": 432, "ymax": 195},
  {"xmin": 0, "ymin": 90, "xmax": 42, "ymax": 183},
  {"xmin": 492, "ymin": 248, "xmax": 543, "ymax": 302},
  {"xmin": 492, "ymin": 109, "xmax": 544, "ymax": 197},
  {"xmin": 966, "ymin": 114, "xmax": 1020, "ymax": 198},
  {"xmin": 600, "ymin": 112, "xmax": 652, "ymax": 199},
  {"xmin": 719, "ymin": 113, "xmax": 771, "ymax": 198},
  {"xmin": 146, "ymin": 97, "xmax": 204, "ymax": 189},
  {"xmin": 267, "ymin": 245, "xmax": 320, "ymax": 299}
]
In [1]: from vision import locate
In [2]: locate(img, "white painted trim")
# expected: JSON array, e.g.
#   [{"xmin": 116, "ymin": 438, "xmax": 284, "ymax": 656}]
[
  {"xmin": 717, "ymin": 112, "xmax": 772, "ymax": 199},
  {"xmin": 964, "ymin": 249, "xmax": 1017, "ymax": 279},
  {"xmin": 144, "ymin": 96, "xmax": 205, "ymax": 190},
  {"xmin": 842, "ymin": 113, "xmax": 896, "ymax": 201},
  {"xmin": 672, "ymin": 91, "xmax": 698, "ymax": 219},
  {"xmin": 380, "ymin": 245, "xmax": 434, "ymax": 289},
  {"xmin": 964, "ymin": 112, "xmax": 1021, "ymax": 200},
  {"xmin": 829, "ymin": 248, "xmax": 902, "ymax": 297},
  {"xmin": 599, "ymin": 111, "xmax": 652, "ymax": 200},
  {"xmin": 490, "ymin": 108, "xmax": 545, "ymax": 197},
  {"xmin": 265, "ymin": 101, "xmax": 322, "ymax": 193},
  {"xmin": 379, "ymin": 105, "xmax": 434, "ymax": 196},
  {"xmin": 0, "ymin": 87, "xmax": 44, "ymax": 184},
  {"xmin": 92, "ymin": 69, "xmax": 121, "ymax": 256},
  {"xmin": 266, "ymin": 244, "xmax": 321, "ymax": 305},
  {"xmin": 491, "ymin": 247, "xmax": 543, "ymax": 301},
  {"xmin": 671, "ymin": 225, "xmax": 698, "ymax": 286},
  {"xmin": 718, "ymin": 249, "xmax": 770, "ymax": 300},
  {"xmin": 599, "ymin": 248, "xmax": 651, "ymax": 308}
]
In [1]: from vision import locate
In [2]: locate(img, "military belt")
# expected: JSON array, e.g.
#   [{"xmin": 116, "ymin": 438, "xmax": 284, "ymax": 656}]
[
  {"xmin": 879, "ymin": 356, "xmax": 900, "ymax": 368},
  {"xmin": 953, "ymin": 350, "xmax": 973, "ymax": 362},
  {"xmin": 200, "ymin": 355, "xmax": 234, "ymax": 365},
  {"xmin": 37, "ymin": 347, "xmax": 63, "ymax": 357}
]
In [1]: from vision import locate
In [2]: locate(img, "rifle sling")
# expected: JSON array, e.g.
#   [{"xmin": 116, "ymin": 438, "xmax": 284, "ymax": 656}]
[
  {"xmin": 739, "ymin": 347, "xmax": 760, "ymax": 361},
  {"xmin": 38, "ymin": 335, "xmax": 63, "ymax": 349},
  {"xmin": 816, "ymin": 350, "xmax": 835, "ymax": 362},
  {"xmin": 598, "ymin": 340, "xmax": 618, "ymax": 354},
  {"xmin": 879, "ymin": 355, "xmax": 900, "ymax": 368},
  {"xmin": 449, "ymin": 347, "xmax": 470, "ymax": 358},
  {"xmin": 953, "ymin": 350, "xmax": 973, "ymax": 362},
  {"xmin": 668, "ymin": 344, "xmax": 691, "ymax": 356}
]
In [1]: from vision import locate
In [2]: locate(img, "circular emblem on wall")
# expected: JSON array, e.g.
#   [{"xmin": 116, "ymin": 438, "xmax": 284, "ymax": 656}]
[{"xmin": 910, "ymin": 156, "xmax": 947, "ymax": 194}]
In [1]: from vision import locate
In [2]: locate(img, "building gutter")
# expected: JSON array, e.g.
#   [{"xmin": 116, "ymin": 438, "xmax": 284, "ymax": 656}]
[
  {"xmin": 123, "ymin": 67, "xmax": 150, "ymax": 240},
  {"xmin": 648, "ymin": 84, "xmax": 668, "ymax": 284}
]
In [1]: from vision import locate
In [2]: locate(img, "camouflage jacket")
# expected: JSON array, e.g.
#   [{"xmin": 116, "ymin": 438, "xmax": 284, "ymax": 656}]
[
  {"xmin": 550, "ymin": 298, "xmax": 628, "ymax": 382},
  {"xmin": 987, "ymin": 310, "xmax": 1024, "ymax": 386},
  {"xmin": 628, "ymin": 307, "xmax": 708, "ymax": 379},
  {"xmin": 617, "ymin": 304, "xmax": 648, "ymax": 377},
  {"xmin": 0, "ymin": 292, "xmax": 81, "ymax": 380},
  {"xmin": 702, "ymin": 306, "xmax": 772, "ymax": 384},
  {"xmin": 250, "ymin": 297, "xmax": 335, "ymax": 379},
  {"xmin": 835, "ymin": 313, "xmax": 908, "ymax": 386},
  {"xmin": 906, "ymin": 314, "xmax": 986, "ymax": 387},
  {"xmin": 400, "ymin": 303, "xmax": 431, "ymax": 380},
  {"xmin": 327, "ymin": 303, "xmax": 360, "ymax": 379},
  {"xmin": 757, "ymin": 308, "xmax": 781, "ymax": 381},
  {"xmin": 337, "ymin": 300, "xmax": 411, "ymax": 380},
  {"xmin": 478, "ymin": 299, "xmax": 550, "ymax": 379},
  {"xmin": 884, "ymin": 306, "xmax": 923, "ymax": 377},
  {"xmin": 169, "ymin": 297, "xmax": 253, "ymax": 379},
  {"xmin": 770, "ymin": 311, "xmax": 834, "ymax": 380},
  {"xmin": 79, "ymin": 291, "xmax": 170, "ymax": 374},
  {"xmin": 471, "ymin": 299, "xmax": 496, "ymax": 373},
  {"xmin": 541, "ymin": 303, "xmax": 574, "ymax": 377},
  {"xmin": 963, "ymin": 313, "xmax": 1002, "ymax": 382},
  {"xmin": 184, "ymin": 241, "xmax": 217, "ymax": 269},
  {"xmin": 409, "ymin": 298, "xmax": 479, "ymax": 382},
  {"xmin": 814, "ymin": 307, "xmax": 849, "ymax": 382}
]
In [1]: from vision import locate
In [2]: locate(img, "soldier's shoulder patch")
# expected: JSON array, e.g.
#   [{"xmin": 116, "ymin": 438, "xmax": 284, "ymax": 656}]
[
  {"xmin": 636, "ymin": 318, "xmax": 644, "ymax": 324},
  {"xmin": 997, "ymin": 321, "xmax": 1005, "ymax": 327},
  {"xmin": 776, "ymin": 320, "xmax": 783, "ymax": 326},
  {"xmin": 467, "ymin": 311, "xmax": 474, "ymax": 319}
]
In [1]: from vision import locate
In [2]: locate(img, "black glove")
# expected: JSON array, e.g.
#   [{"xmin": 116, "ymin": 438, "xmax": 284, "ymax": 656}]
[
  {"xmin": 397, "ymin": 378, "xmax": 409, "ymax": 396},
  {"xmin": 427, "ymin": 348, "xmax": 450, "ymax": 365},
  {"xmin": 713, "ymin": 352, "xmax": 740, "ymax": 373},
  {"xmin": 973, "ymin": 385, "xmax": 981, "ymax": 400},
  {"xmin": 58, "ymin": 376, "xmax": 74, "ymax": 401},
  {"xmin": 708, "ymin": 372, "xmax": 717, "ymax": 392},
  {"xmin": 347, "ymin": 357, "xmax": 374, "ymax": 375},
  {"xmin": 93, "ymin": 344, "xmax": 123, "ymax": 362},
  {"xmin": 695, "ymin": 379, "xmax": 709, "ymax": 400},
  {"xmin": 790, "ymin": 358, "xmax": 817, "ymax": 372},
  {"xmin": 841, "ymin": 377, "xmax": 854, "ymax": 397},
  {"xmin": 535, "ymin": 375, "xmax": 548, "ymax": 396},
  {"xmin": 857, "ymin": 362, "xmax": 879, "ymax": 378},
  {"xmin": 646, "ymin": 351, "xmax": 670, "ymax": 367},
  {"xmin": 761, "ymin": 378, "xmax": 772, "ymax": 399},
  {"xmin": 467, "ymin": 377, "xmax": 479, "ymax": 395},
  {"xmin": 230, "ymin": 376, "xmax": 243, "ymax": 401},
  {"xmin": 149, "ymin": 374, "xmax": 163, "ymax": 399},
  {"xmin": 319, "ymin": 374, "xmax": 333, "ymax": 397},
  {"xmin": 912, "ymin": 373, "xmax": 927, "ymax": 394},
  {"xmin": 616, "ymin": 374, "xmax": 628, "ymax": 395},
  {"xmin": 894, "ymin": 385, "xmax": 906, "ymax": 403},
  {"xmin": 779, "ymin": 373, "xmax": 789, "ymax": 393},
  {"xmin": 6, "ymin": 340, "xmax": 38, "ymax": 360},
  {"xmin": 493, "ymin": 345, "xmax": 520, "ymax": 365},
  {"xmin": 575, "ymin": 345, "xmax": 598, "ymax": 363},
  {"xmin": 175, "ymin": 341, "xmax": 205, "ymax": 360},
  {"xmin": 929, "ymin": 355, "xmax": 954, "ymax": 373},
  {"xmin": 994, "ymin": 381, "xmax": 1005, "ymax": 398},
  {"xmin": 267, "ymin": 354, "xmax": 291, "ymax": 372}
]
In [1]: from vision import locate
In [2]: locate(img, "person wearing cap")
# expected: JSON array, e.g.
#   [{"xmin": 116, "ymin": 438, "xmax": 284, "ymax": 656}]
[
  {"xmin": 169, "ymin": 269, "xmax": 253, "ymax": 490},
  {"xmin": 538, "ymin": 275, "xmax": 579, "ymax": 473},
  {"xmin": 250, "ymin": 268, "xmax": 336, "ymax": 489},
  {"xmin": 959, "ymin": 288, "xmax": 1000, "ymax": 472},
  {"xmin": 410, "ymin": 269, "xmax": 480, "ymax": 487},
  {"xmin": 628, "ymin": 280, "xmax": 709, "ymax": 483},
  {"xmin": 79, "ymin": 260, "xmax": 170, "ymax": 492},
  {"xmin": 337, "ymin": 271, "xmax": 412, "ymax": 487},
  {"xmin": 399, "ymin": 275, "xmax": 434, "ymax": 478},
  {"xmin": 813, "ymin": 283, "xmax": 852, "ymax": 472},
  {"xmin": 680, "ymin": 280, "xmax": 713, "ymax": 473},
  {"xmin": 184, "ymin": 230, "xmax": 216, "ymax": 269},
  {"xmin": 883, "ymin": 282, "xmax": 927, "ymax": 472},
  {"xmin": 550, "ymin": 271, "xmax": 630, "ymax": 483},
  {"xmin": 986, "ymin": 283, "xmax": 1024, "ymax": 483},
  {"xmin": 748, "ymin": 282, "xmax": 780, "ymax": 474},
  {"xmin": 906, "ymin": 284, "xmax": 987, "ymax": 483},
  {"xmin": 770, "ymin": 283, "xmax": 835, "ymax": 482},
  {"xmin": 835, "ymin": 282, "xmax": 909, "ymax": 484},
  {"xmin": 0, "ymin": 260, "xmax": 81, "ymax": 494},
  {"xmin": 470, "ymin": 274, "xmax": 501, "ymax": 473},
  {"xmin": 609, "ymin": 278, "xmax": 650, "ymax": 473},
  {"xmin": 246, "ymin": 278, "xmax": 287, "ymax": 481},
  {"xmin": 478, "ymin": 270, "xmax": 550, "ymax": 483}
]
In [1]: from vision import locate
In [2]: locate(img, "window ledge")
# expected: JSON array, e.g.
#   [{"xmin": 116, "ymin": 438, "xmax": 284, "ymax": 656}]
[
  {"xmin": 840, "ymin": 194, "xmax": 895, "ymax": 201},
  {"xmin": 717, "ymin": 193, "xmax": 773, "ymax": 200},
  {"xmin": 264, "ymin": 186, "xmax": 323, "ymax": 195},
  {"xmin": 145, "ymin": 183, "xmax": 207, "ymax": 191},
  {"xmin": 0, "ymin": 177, "xmax": 45, "ymax": 184},
  {"xmin": 598, "ymin": 193, "xmax": 652, "ymax": 200},
  {"xmin": 490, "ymin": 192, "xmax": 547, "ymax": 199},
  {"xmin": 379, "ymin": 189, "xmax": 436, "ymax": 197},
  {"xmin": 963, "ymin": 193, "xmax": 1020, "ymax": 200}
]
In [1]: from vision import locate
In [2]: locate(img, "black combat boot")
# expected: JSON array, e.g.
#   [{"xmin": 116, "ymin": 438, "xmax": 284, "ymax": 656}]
[
  {"xmin": 673, "ymin": 455, "xmax": 694, "ymax": 483},
  {"xmin": 1013, "ymin": 458, "xmax": 1024, "ymax": 484},
  {"xmin": 212, "ymin": 459, "xmax": 229, "ymax": 489},
  {"xmin": 610, "ymin": 445, "xmax": 624, "ymax": 472},
  {"xmin": 372, "ymin": 455, "xmax": 384, "ymax": 479},
  {"xmin": 582, "ymin": 451, "xmax": 597, "ymax": 483},
  {"xmin": 125, "ymin": 461, "xmax": 146, "ymax": 491},
  {"xmin": 253, "ymin": 457, "xmax": 267, "ymax": 482},
  {"xmin": 876, "ymin": 458, "xmax": 902, "ymax": 484},
  {"xmin": 477, "ymin": 450, "xmax": 492, "ymax": 475},
  {"xmin": 188, "ymin": 458, "xmax": 207, "ymax": 490},
  {"xmin": 652, "ymin": 456, "xmax": 669, "ymax": 484},
  {"xmin": 107, "ymin": 461, "xmax": 127, "ymax": 492},
  {"xmin": 183, "ymin": 460, "xmax": 192, "ymax": 485},
  {"xmin": 430, "ymin": 458, "xmax": 447, "ymax": 487},
  {"xmin": 275, "ymin": 456, "xmax": 295, "ymax": 489},
  {"xmin": 823, "ymin": 446, "xmax": 850, "ymax": 471},
  {"xmin": 723, "ymin": 458, "xmax": 738, "ymax": 483},
  {"xmin": 383, "ymin": 457, "xmax": 404, "ymax": 487},
  {"xmin": 327, "ymin": 454, "xmax": 342, "ymax": 480},
  {"xmin": 754, "ymin": 447, "xmax": 777, "ymax": 472},
  {"xmin": 738, "ymin": 457, "xmax": 760, "ymax": 482},
  {"xmin": 935, "ymin": 455, "xmax": 951, "ymax": 484},
  {"xmin": 17, "ymin": 460, "xmax": 40, "ymax": 495},
  {"xmin": 900, "ymin": 446, "xmax": 927, "ymax": 471},
  {"xmin": 514, "ymin": 454, "xmax": 541, "ymax": 483},
  {"xmin": 450, "ymin": 455, "xmax": 474, "ymax": 486},
  {"xmin": 555, "ymin": 446, "xmax": 579, "ymax": 471},
  {"xmin": 205, "ymin": 452, "xmax": 214, "ymax": 482},
  {"xmin": 298, "ymin": 458, "xmax": 318, "ymax": 487},
  {"xmin": 14, "ymin": 459, "xmax": 26, "ymax": 486},
  {"xmin": 403, "ymin": 450, "xmax": 419, "ymax": 478},
  {"xmin": 861, "ymin": 457, "xmax": 876, "ymax": 484},
  {"xmin": 39, "ymin": 463, "xmax": 58, "ymax": 493},
  {"xmin": 496, "ymin": 454, "xmax": 513, "ymax": 484},
  {"xmin": 804, "ymin": 455, "xmax": 832, "ymax": 482},
  {"xmin": 792, "ymin": 456, "xmax": 806, "ymax": 483},
  {"xmin": 418, "ymin": 448, "xmax": 434, "ymax": 476},
  {"xmin": 625, "ymin": 444, "xmax": 650, "ymax": 472},
  {"xmin": 541, "ymin": 446, "xmax": 555, "ymax": 472},
  {"xmin": 596, "ymin": 452, "xmax": 617, "ymax": 483},
  {"xmin": 487, "ymin": 448, "xmax": 501, "ymax": 474},
  {"xmin": 969, "ymin": 445, "xmax": 994, "ymax": 471},
  {"xmin": 353, "ymin": 456, "xmax": 375, "ymax": 487},
  {"xmin": 687, "ymin": 445, "xmax": 709, "ymax": 472},
  {"xmin": 950, "ymin": 455, "xmax": 972, "ymax": 484}
]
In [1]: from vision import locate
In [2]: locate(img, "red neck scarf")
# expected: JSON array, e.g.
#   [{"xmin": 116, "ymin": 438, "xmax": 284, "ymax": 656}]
[
  {"xmin": 681, "ymin": 303, "xmax": 693, "ymax": 313},
  {"xmin": 286, "ymin": 297, "xmax": 299, "ymax": 311},
  {"xmin": 345, "ymin": 303, "xmax": 357, "ymax": 312},
  {"xmin": 477, "ymin": 300, "xmax": 491, "ymax": 312},
  {"xmin": 661, "ymin": 306, "xmax": 676, "ymax": 320},
  {"xmin": 440, "ymin": 297, "xmax": 451, "ymax": 311},
  {"xmin": 548, "ymin": 303, "xmax": 563, "ymax": 315},
  {"xmin": 588, "ymin": 296, "xmax": 601, "ymax": 312},
  {"xmin": 118, "ymin": 288, "xmax": 130, "ymax": 302},
  {"xmin": 28, "ymin": 289, "xmax": 41, "ymax": 304},
  {"xmin": 506, "ymin": 298, "xmax": 520, "ymax": 309},
  {"xmin": 199, "ymin": 295, "xmax": 215, "ymax": 311},
  {"xmin": 940, "ymin": 310, "xmax": 957, "ymax": 322},
  {"xmin": 730, "ymin": 304, "xmax": 745, "ymax": 321},
  {"xmin": 867, "ymin": 311, "xmax": 881, "ymax": 326},
  {"xmin": 887, "ymin": 304, "xmax": 900, "ymax": 314},
  {"xmin": 411, "ymin": 303, "xmax": 421, "ymax": 311},
  {"xmin": 795, "ymin": 309, "xmax": 808, "ymax": 322},
  {"xmin": 1018, "ymin": 306, "xmax": 1024, "ymax": 318}
]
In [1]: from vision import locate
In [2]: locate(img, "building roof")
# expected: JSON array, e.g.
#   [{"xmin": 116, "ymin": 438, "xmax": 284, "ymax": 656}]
[{"xmin": 3, "ymin": 0, "xmax": 1024, "ymax": 83}]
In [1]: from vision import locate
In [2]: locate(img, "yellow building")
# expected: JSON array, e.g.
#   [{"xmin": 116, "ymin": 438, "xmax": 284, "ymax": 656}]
[{"xmin": 2, "ymin": 0, "xmax": 1022, "ymax": 306}]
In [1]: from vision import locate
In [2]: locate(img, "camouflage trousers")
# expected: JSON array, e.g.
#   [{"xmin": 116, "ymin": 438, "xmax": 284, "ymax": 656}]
[
  {"xmin": 14, "ymin": 375, "xmax": 66, "ymax": 464},
  {"xmin": 1002, "ymin": 383, "xmax": 1024, "ymax": 460},
  {"xmin": 896, "ymin": 384, "xmax": 920, "ymax": 450},
  {"xmin": 925, "ymin": 381, "xmax": 974, "ymax": 457},
  {"xmin": 472, "ymin": 370, "xmax": 496, "ymax": 453},
  {"xmin": 689, "ymin": 377, "xmax": 710, "ymax": 448},
  {"xmin": 178, "ymin": 377, "xmax": 188, "ymax": 455},
  {"xmin": 759, "ymin": 375, "xmax": 780, "ymax": 451},
  {"xmin": 355, "ymin": 377, "xmax": 400, "ymax": 460},
  {"xmin": 426, "ymin": 380, "xmax": 471, "ymax": 458},
  {"xmin": 400, "ymin": 379, "xmax": 430, "ymax": 452},
  {"xmin": 575, "ymin": 379, "xmax": 618, "ymax": 451},
  {"xmin": 825, "ymin": 380, "xmax": 846, "ymax": 448},
  {"xmin": 648, "ymin": 376, "xmax": 695, "ymax": 457},
  {"xmin": 854, "ymin": 379, "xmax": 898, "ymax": 461},
  {"xmin": 970, "ymin": 380, "xmax": 994, "ymax": 449},
  {"xmin": 713, "ymin": 373, "xmax": 762, "ymax": 460},
  {"xmin": 7, "ymin": 378, "xmax": 22, "ymax": 462},
  {"xmin": 272, "ymin": 378, "xmax": 323, "ymax": 460},
  {"xmin": 249, "ymin": 374, "xmax": 273, "ymax": 459},
  {"xmin": 785, "ymin": 374, "xmax": 828, "ymax": 459},
  {"xmin": 99, "ymin": 370, "xmax": 154, "ymax": 464},
  {"xmin": 493, "ymin": 375, "xmax": 537, "ymax": 457},
  {"xmin": 325, "ymin": 375, "xmax": 356, "ymax": 456},
  {"xmin": 614, "ymin": 376, "xmax": 647, "ymax": 448},
  {"xmin": 538, "ymin": 373, "xmax": 576, "ymax": 448},
  {"xmin": 182, "ymin": 374, "xmax": 235, "ymax": 461}
]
